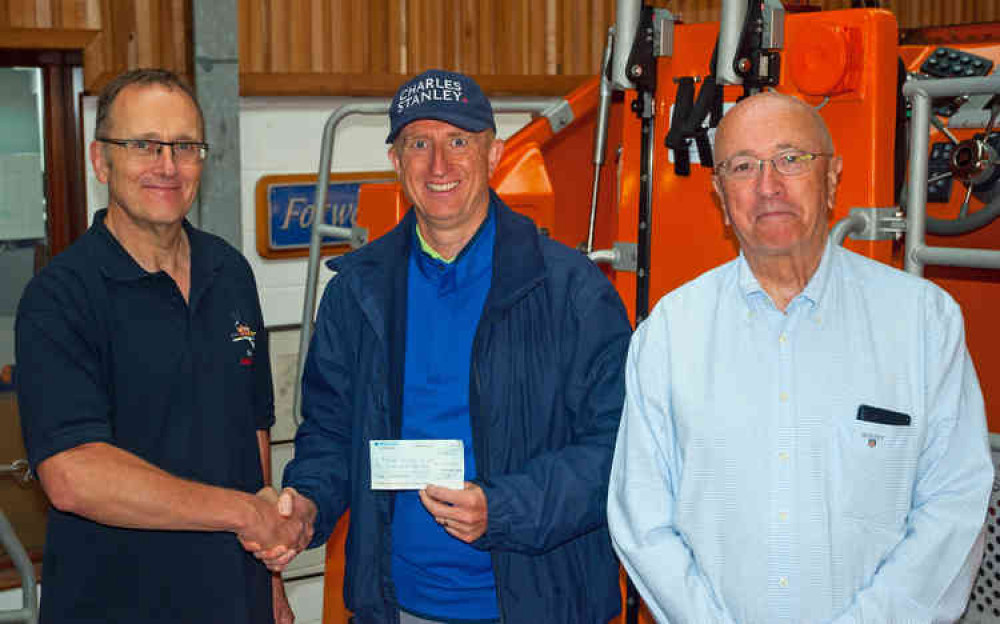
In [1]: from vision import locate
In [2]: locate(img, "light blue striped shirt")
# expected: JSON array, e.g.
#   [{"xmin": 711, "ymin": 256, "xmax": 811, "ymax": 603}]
[{"xmin": 608, "ymin": 242, "xmax": 993, "ymax": 623}]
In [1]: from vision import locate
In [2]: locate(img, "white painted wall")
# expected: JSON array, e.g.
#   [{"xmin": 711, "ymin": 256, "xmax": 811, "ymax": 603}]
[{"xmin": 0, "ymin": 584, "xmax": 38, "ymax": 619}]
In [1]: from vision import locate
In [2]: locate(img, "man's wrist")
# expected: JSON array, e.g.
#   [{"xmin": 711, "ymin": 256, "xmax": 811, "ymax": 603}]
[{"xmin": 230, "ymin": 489, "xmax": 264, "ymax": 535}]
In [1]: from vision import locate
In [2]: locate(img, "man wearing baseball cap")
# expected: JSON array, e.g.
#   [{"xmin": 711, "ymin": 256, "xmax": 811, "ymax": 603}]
[{"xmin": 273, "ymin": 69, "xmax": 631, "ymax": 623}]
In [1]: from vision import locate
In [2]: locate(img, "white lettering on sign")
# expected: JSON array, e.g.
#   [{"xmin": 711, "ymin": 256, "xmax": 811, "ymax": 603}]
[{"xmin": 279, "ymin": 198, "xmax": 357, "ymax": 231}]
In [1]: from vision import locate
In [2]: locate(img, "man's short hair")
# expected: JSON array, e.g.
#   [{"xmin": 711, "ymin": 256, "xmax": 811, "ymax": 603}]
[{"xmin": 95, "ymin": 68, "xmax": 204, "ymax": 139}]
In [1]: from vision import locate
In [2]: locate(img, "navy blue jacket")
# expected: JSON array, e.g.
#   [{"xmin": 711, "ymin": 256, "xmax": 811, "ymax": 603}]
[{"xmin": 284, "ymin": 193, "xmax": 631, "ymax": 624}]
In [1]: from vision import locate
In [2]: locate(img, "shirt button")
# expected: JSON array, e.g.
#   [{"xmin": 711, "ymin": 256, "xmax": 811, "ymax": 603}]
[
  {"xmin": 778, "ymin": 333, "xmax": 787, "ymax": 344},
  {"xmin": 778, "ymin": 451, "xmax": 790, "ymax": 461},
  {"xmin": 778, "ymin": 511, "xmax": 789, "ymax": 521},
  {"xmin": 779, "ymin": 576, "xmax": 789, "ymax": 588},
  {"xmin": 779, "ymin": 392, "xmax": 789, "ymax": 402}
]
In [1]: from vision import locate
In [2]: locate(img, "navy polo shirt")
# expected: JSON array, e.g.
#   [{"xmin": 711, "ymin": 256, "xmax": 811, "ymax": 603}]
[{"xmin": 16, "ymin": 210, "xmax": 275, "ymax": 624}]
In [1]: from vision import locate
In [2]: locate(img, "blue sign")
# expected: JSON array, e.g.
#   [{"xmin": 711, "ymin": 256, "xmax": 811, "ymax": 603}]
[{"xmin": 267, "ymin": 182, "xmax": 361, "ymax": 249}]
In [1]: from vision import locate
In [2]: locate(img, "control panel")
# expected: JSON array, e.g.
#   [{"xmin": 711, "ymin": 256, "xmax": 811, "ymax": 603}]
[
  {"xmin": 927, "ymin": 134, "xmax": 1000, "ymax": 203},
  {"xmin": 927, "ymin": 141, "xmax": 955, "ymax": 203},
  {"xmin": 920, "ymin": 47, "xmax": 994, "ymax": 79}
]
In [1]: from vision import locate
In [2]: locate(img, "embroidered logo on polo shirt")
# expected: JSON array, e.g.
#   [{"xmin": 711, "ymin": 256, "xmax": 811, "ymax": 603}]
[{"xmin": 231, "ymin": 319, "xmax": 257, "ymax": 366}]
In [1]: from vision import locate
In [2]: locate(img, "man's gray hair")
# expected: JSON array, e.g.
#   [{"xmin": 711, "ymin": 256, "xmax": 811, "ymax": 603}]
[{"xmin": 95, "ymin": 68, "xmax": 204, "ymax": 139}]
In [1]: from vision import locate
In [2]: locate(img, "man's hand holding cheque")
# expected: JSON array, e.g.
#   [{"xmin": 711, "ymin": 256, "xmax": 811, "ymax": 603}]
[{"xmin": 420, "ymin": 482, "xmax": 488, "ymax": 544}]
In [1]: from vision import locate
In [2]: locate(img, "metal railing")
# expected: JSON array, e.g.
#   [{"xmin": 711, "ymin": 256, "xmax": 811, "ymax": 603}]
[
  {"xmin": 0, "ymin": 499, "xmax": 38, "ymax": 623},
  {"xmin": 833, "ymin": 75, "xmax": 1000, "ymax": 273},
  {"xmin": 903, "ymin": 75, "xmax": 1000, "ymax": 275}
]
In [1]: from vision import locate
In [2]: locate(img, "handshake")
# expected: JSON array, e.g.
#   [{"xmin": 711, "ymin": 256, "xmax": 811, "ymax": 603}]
[{"xmin": 238, "ymin": 486, "xmax": 318, "ymax": 572}]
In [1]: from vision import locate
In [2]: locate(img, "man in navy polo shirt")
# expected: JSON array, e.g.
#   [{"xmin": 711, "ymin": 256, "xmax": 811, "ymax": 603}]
[
  {"xmin": 15, "ymin": 69, "xmax": 307, "ymax": 624},
  {"xmin": 270, "ymin": 69, "xmax": 632, "ymax": 624}
]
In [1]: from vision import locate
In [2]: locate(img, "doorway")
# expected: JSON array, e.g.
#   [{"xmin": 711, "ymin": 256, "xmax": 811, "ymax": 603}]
[{"xmin": 0, "ymin": 49, "xmax": 86, "ymax": 591}]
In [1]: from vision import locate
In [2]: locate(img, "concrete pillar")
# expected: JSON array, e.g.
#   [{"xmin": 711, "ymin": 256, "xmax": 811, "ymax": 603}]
[{"xmin": 191, "ymin": 0, "xmax": 242, "ymax": 249}]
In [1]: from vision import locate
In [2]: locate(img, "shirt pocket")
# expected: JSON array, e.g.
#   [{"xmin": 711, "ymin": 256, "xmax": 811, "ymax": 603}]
[{"xmin": 833, "ymin": 417, "xmax": 920, "ymax": 528}]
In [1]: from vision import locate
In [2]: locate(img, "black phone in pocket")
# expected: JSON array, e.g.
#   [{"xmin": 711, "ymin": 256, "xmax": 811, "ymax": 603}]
[{"xmin": 857, "ymin": 404, "xmax": 911, "ymax": 426}]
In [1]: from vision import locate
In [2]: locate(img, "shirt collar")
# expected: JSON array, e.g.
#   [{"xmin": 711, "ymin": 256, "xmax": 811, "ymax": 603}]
[
  {"xmin": 798, "ymin": 240, "xmax": 835, "ymax": 309},
  {"xmin": 415, "ymin": 224, "xmax": 452, "ymax": 263},
  {"xmin": 93, "ymin": 209, "xmax": 148, "ymax": 282},
  {"xmin": 94, "ymin": 208, "xmax": 223, "ymax": 287},
  {"xmin": 414, "ymin": 202, "xmax": 494, "ymax": 265},
  {"xmin": 411, "ymin": 205, "xmax": 495, "ymax": 286},
  {"xmin": 737, "ymin": 240, "xmax": 835, "ymax": 313}
]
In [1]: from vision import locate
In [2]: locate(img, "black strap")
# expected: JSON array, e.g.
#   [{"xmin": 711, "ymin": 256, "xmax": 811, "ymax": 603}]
[
  {"xmin": 664, "ymin": 45, "xmax": 724, "ymax": 176},
  {"xmin": 665, "ymin": 77, "xmax": 695, "ymax": 176},
  {"xmin": 695, "ymin": 130, "xmax": 714, "ymax": 168}
]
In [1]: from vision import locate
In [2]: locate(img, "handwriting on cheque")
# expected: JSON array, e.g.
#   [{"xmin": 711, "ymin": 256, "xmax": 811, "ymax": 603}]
[{"xmin": 369, "ymin": 439, "xmax": 464, "ymax": 490}]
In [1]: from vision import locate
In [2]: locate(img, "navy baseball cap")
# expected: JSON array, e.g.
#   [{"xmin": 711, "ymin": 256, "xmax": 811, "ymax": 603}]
[{"xmin": 386, "ymin": 69, "xmax": 496, "ymax": 144}]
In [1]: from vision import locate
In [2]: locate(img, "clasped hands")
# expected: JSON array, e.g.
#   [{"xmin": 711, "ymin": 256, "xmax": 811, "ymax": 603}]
[
  {"xmin": 238, "ymin": 486, "xmax": 317, "ymax": 572},
  {"xmin": 237, "ymin": 481, "xmax": 486, "ymax": 570}
]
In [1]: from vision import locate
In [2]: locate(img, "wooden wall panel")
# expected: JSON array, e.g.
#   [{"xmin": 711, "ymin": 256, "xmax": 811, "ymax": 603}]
[
  {"xmin": 239, "ymin": 0, "xmax": 266, "ymax": 73},
  {"xmin": 268, "ymin": 0, "xmax": 286, "ymax": 72},
  {"xmin": 7, "ymin": 0, "xmax": 1000, "ymax": 97},
  {"xmin": 328, "ymin": 0, "xmax": 348, "ymax": 72},
  {"xmin": 359, "ymin": 0, "xmax": 374, "ymax": 71},
  {"xmin": 0, "ymin": 0, "xmax": 99, "ymax": 29},
  {"xmin": 240, "ymin": 0, "xmax": 620, "ymax": 94},
  {"xmin": 387, "ymin": 0, "xmax": 403, "ymax": 74},
  {"xmin": 9, "ymin": 0, "xmax": 33, "ymax": 28},
  {"xmin": 70, "ymin": 0, "xmax": 190, "ymax": 92},
  {"xmin": 249, "ymin": 0, "xmax": 1000, "ymax": 95},
  {"xmin": 476, "ymin": 0, "xmax": 493, "ymax": 75}
]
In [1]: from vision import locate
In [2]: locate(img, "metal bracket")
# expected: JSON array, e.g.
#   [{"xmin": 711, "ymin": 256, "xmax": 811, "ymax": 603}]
[
  {"xmin": 732, "ymin": 0, "xmax": 784, "ymax": 90},
  {"xmin": 0, "ymin": 459, "xmax": 33, "ymax": 486},
  {"xmin": 350, "ymin": 226, "xmax": 369, "ymax": 249},
  {"xmin": 542, "ymin": 99, "xmax": 575, "ymax": 134},
  {"xmin": 652, "ymin": 9, "xmax": 675, "ymax": 58},
  {"xmin": 193, "ymin": 55, "xmax": 239, "ymax": 72},
  {"xmin": 761, "ymin": 0, "xmax": 785, "ymax": 50},
  {"xmin": 949, "ymin": 94, "xmax": 997, "ymax": 129},
  {"xmin": 614, "ymin": 241, "xmax": 638, "ymax": 272},
  {"xmin": 625, "ymin": 6, "xmax": 659, "ymax": 93},
  {"xmin": 588, "ymin": 242, "xmax": 638, "ymax": 272},
  {"xmin": 848, "ymin": 207, "xmax": 907, "ymax": 240}
]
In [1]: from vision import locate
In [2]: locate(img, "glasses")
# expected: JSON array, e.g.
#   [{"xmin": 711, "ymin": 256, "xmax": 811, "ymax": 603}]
[
  {"xmin": 716, "ymin": 150, "xmax": 831, "ymax": 180},
  {"xmin": 97, "ymin": 138, "xmax": 209, "ymax": 164}
]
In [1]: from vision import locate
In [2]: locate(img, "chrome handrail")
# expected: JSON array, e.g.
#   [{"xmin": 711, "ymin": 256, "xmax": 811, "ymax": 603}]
[
  {"xmin": 0, "ymin": 511, "xmax": 37, "ymax": 623},
  {"xmin": 903, "ymin": 75, "xmax": 1000, "ymax": 275}
]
